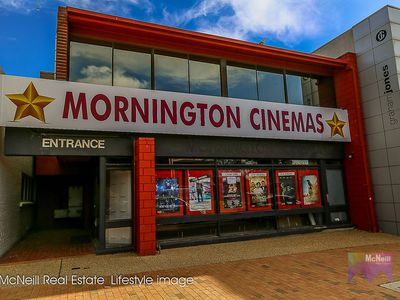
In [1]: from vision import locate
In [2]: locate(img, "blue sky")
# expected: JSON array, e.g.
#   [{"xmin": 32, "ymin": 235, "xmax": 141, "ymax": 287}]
[{"xmin": 1, "ymin": 0, "xmax": 400, "ymax": 77}]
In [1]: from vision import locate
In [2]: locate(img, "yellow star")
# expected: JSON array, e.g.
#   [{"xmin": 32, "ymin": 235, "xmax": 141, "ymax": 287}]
[
  {"xmin": 6, "ymin": 82, "xmax": 54, "ymax": 122},
  {"xmin": 326, "ymin": 112, "xmax": 346, "ymax": 137}
]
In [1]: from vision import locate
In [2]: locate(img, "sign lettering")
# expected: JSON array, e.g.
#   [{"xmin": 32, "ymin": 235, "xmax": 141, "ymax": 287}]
[
  {"xmin": 0, "ymin": 75, "xmax": 351, "ymax": 142},
  {"xmin": 41, "ymin": 138, "xmax": 105, "ymax": 149}
]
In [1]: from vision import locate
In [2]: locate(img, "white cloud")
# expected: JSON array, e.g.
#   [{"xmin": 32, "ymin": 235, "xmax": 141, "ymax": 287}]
[
  {"xmin": 0, "ymin": 0, "xmax": 45, "ymax": 13},
  {"xmin": 114, "ymin": 69, "xmax": 149, "ymax": 89},
  {"xmin": 0, "ymin": 0, "xmax": 330, "ymax": 46},
  {"xmin": 162, "ymin": 1, "xmax": 226, "ymax": 26},
  {"xmin": 78, "ymin": 65, "xmax": 112, "ymax": 85},
  {"xmin": 78, "ymin": 65, "xmax": 150, "ymax": 88},
  {"xmin": 163, "ymin": 0, "xmax": 325, "ymax": 45}
]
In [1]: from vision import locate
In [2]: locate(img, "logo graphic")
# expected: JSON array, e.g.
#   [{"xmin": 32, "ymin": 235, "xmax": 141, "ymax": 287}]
[
  {"xmin": 376, "ymin": 30, "xmax": 387, "ymax": 42},
  {"xmin": 326, "ymin": 112, "xmax": 346, "ymax": 137},
  {"xmin": 348, "ymin": 252, "xmax": 392, "ymax": 282},
  {"xmin": 6, "ymin": 82, "xmax": 55, "ymax": 122}
]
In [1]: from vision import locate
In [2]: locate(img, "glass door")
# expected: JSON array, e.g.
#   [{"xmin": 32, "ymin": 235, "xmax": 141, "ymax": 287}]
[
  {"xmin": 99, "ymin": 157, "xmax": 134, "ymax": 252},
  {"xmin": 105, "ymin": 169, "xmax": 133, "ymax": 248},
  {"xmin": 325, "ymin": 168, "xmax": 349, "ymax": 225}
]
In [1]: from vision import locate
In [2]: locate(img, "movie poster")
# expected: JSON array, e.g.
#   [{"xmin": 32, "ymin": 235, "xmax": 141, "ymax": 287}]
[
  {"xmin": 156, "ymin": 177, "xmax": 181, "ymax": 215},
  {"xmin": 221, "ymin": 171, "xmax": 244, "ymax": 210},
  {"xmin": 300, "ymin": 170, "xmax": 321, "ymax": 206},
  {"xmin": 188, "ymin": 174, "xmax": 212, "ymax": 211},
  {"xmin": 247, "ymin": 172, "xmax": 270, "ymax": 208},
  {"xmin": 277, "ymin": 171, "xmax": 298, "ymax": 206}
]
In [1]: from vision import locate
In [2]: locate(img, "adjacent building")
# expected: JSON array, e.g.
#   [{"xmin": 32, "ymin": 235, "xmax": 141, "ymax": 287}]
[
  {"xmin": 315, "ymin": 5, "xmax": 400, "ymax": 235},
  {"xmin": 0, "ymin": 66, "xmax": 34, "ymax": 257}
]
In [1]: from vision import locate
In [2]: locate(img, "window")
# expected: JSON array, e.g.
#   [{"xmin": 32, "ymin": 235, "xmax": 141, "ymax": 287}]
[
  {"xmin": 104, "ymin": 165, "xmax": 133, "ymax": 250},
  {"xmin": 189, "ymin": 60, "xmax": 221, "ymax": 96},
  {"xmin": 113, "ymin": 48, "xmax": 151, "ymax": 89},
  {"xmin": 21, "ymin": 173, "xmax": 34, "ymax": 202},
  {"xmin": 69, "ymin": 42, "xmax": 112, "ymax": 85},
  {"xmin": 301, "ymin": 77, "xmax": 320, "ymax": 106},
  {"xmin": 155, "ymin": 157, "xmax": 348, "ymax": 247},
  {"xmin": 155, "ymin": 54, "xmax": 189, "ymax": 93},
  {"xmin": 105, "ymin": 227, "xmax": 132, "ymax": 248},
  {"xmin": 326, "ymin": 169, "xmax": 346, "ymax": 206},
  {"xmin": 68, "ymin": 42, "xmax": 331, "ymax": 107},
  {"xmin": 227, "ymin": 65, "xmax": 257, "ymax": 100},
  {"xmin": 257, "ymin": 70, "xmax": 285, "ymax": 103},
  {"xmin": 106, "ymin": 170, "xmax": 132, "ymax": 221},
  {"xmin": 286, "ymin": 74, "xmax": 303, "ymax": 105},
  {"xmin": 286, "ymin": 74, "xmax": 320, "ymax": 106}
]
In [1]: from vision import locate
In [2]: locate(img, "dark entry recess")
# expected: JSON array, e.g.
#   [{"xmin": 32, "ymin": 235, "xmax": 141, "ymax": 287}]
[{"xmin": 35, "ymin": 157, "xmax": 99, "ymax": 236}]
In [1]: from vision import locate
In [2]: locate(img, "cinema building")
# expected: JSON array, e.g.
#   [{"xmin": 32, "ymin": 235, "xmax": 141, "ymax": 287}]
[{"xmin": 0, "ymin": 7, "xmax": 377, "ymax": 256}]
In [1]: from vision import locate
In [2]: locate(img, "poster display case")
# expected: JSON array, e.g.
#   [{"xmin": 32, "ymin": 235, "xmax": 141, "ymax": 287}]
[
  {"xmin": 298, "ymin": 169, "xmax": 322, "ymax": 207},
  {"xmin": 245, "ymin": 170, "xmax": 272, "ymax": 211},
  {"xmin": 185, "ymin": 169, "xmax": 215, "ymax": 215},
  {"xmin": 218, "ymin": 170, "xmax": 246, "ymax": 213},
  {"xmin": 156, "ymin": 170, "xmax": 184, "ymax": 217},
  {"xmin": 156, "ymin": 167, "xmax": 323, "ymax": 218},
  {"xmin": 275, "ymin": 170, "xmax": 301, "ymax": 209}
]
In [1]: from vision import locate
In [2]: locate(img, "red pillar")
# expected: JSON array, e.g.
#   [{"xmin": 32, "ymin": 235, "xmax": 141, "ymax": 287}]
[
  {"xmin": 334, "ymin": 53, "xmax": 378, "ymax": 232},
  {"xmin": 134, "ymin": 137, "xmax": 156, "ymax": 255}
]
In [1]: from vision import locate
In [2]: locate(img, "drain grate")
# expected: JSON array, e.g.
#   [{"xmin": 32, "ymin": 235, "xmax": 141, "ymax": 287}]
[{"xmin": 380, "ymin": 281, "xmax": 400, "ymax": 292}]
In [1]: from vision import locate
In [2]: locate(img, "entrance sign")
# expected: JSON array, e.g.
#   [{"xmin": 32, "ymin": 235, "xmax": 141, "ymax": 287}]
[
  {"xmin": 0, "ymin": 75, "xmax": 351, "ymax": 142},
  {"xmin": 41, "ymin": 137, "xmax": 105, "ymax": 149}
]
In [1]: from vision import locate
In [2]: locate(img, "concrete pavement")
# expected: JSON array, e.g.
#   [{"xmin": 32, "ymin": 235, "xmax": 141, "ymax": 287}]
[{"xmin": 0, "ymin": 229, "xmax": 400, "ymax": 299}]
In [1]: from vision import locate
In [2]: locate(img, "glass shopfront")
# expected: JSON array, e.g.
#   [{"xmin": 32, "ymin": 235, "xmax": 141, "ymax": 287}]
[{"xmin": 155, "ymin": 158, "xmax": 349, "ymax": 247}]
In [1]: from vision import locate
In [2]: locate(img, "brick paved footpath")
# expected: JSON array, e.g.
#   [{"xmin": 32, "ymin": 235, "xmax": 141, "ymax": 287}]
[{"xmin": 1, "ymin": 242, "xmax": 400, "ymax": 299}]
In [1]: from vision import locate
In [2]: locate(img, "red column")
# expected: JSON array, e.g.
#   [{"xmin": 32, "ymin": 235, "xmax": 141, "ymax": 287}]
[
  {"xmin": 334, "ymin": 53, "xmax": 378, "ymax": 232},
  {"xmin": 56, "ymin": 7, "xmax": 69, "ymax": 81},
  {"xmin": 134, "ymin": 137, "xmax": 156, "ymax": 255}
]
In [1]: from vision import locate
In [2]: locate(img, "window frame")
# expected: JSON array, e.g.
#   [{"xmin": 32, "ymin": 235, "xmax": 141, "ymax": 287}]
[{"xmin": 67, "ymin": 40, "xmax": 332, "ymax": 108}]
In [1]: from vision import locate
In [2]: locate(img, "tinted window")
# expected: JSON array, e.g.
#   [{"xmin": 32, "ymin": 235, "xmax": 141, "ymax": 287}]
[
  {"xmin": 326, "ymin": 169, "xmax": 346, "ymax": 206},
  {"xmin": 105, "ymin": 227, "xmax": 132, "ymax": 248},
  {"xmin": 113, "ymin": 49, "xmax": 151, "ymax": 89},
  {"xmin": 301, "ymin": 77, "xmax": 320, "ymax": 106},
  {"xmin": 227, "ymin": 65, "xmax": 257, "ymax": 100},
  {"xmin": 106, "ymin": 170, "xmax": 132, "ymax": 221},
  {"xmin": 287, "ymin": 74, "xmax": 320, "ymax": 106},
  {"xmin": 155, "ymin": 54, "xmax": 189, "ymax": 93},
  {"xmin": 286, "ymin": 74, "xmax": 303, "ymax": 105},
  {"xmin": 189, "ymin": 60, "xmax": 221, "ymax": 96},
  {"xmin": 69, "ymin": 42, "xmax": 112, "ymax": 85},
  {"xmin": 257, "ymin": 70, "xmax": 285, "ymax": 103}
]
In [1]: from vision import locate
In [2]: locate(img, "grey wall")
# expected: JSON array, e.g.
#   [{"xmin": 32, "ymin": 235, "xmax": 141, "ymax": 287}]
[
  {"xmin": 354, "ymin": 6, "xmax": 400, "ymax": 235},
  {"xmin": 315, "ymin": 5, "xmax": 400, "ymax": 235},
  {"xmin": 314, "ymin": 30, "xmax": 355, "ymax": 59},
  {"xmin": 0, "ymin": 127, "xmax": 34, "ymax": 256}
]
